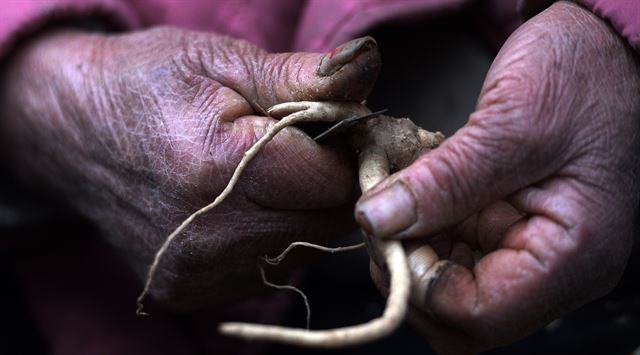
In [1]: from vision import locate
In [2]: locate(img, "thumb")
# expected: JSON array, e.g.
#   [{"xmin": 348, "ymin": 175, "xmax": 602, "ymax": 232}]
[
  {"xmin": 258, "ymin": 36, "xmax": 381, "ymax": 107},
  {"xmin": 354, "ymin": 111, "xmax": 556, "ymax": 239}
]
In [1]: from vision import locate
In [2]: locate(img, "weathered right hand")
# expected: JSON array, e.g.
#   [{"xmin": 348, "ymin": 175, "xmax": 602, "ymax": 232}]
[{"xmin": 357, "ymin": 2, "xmax": 640, "ymax": 353}]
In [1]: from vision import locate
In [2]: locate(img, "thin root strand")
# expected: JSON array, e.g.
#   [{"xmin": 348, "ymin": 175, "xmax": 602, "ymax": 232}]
[
  {"xmin": 259, "ymin": 265, "xmax": 311, "ymax": 329},
  {"xmin": 263, "ymin": 242, "xmax": 365, "ymax": 266},
  {"xmin": 218, "ymin": 240, "xmax": 409, "ymax": 347}
]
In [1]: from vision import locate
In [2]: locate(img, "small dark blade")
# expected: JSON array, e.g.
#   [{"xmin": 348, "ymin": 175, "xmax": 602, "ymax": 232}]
[{"xmin": 313, "ymin": 109, "xmax": 388, "ymax": 143}]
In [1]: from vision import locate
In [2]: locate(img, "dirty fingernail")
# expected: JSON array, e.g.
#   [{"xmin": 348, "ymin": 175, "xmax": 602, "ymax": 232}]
[
  {"xmin": 421, "ymin": 260, "xmax": 452, "ymax": 312},
  {"xmin": 317, "ymin": 36, "xmax": 377, "ymax": 77},
  {"xmin": 356, "ymin": 180, "xmax": 417, "ymax": 238}
]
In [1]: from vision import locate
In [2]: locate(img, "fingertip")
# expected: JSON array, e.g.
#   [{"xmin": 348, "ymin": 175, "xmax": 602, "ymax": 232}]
[
  {"xmin": 356, "ymin": 180, "xmax": 418, "ymax": 239},
  {"xmin": 423, "ymin": 261, "xmax": 476, "ymax": 323},
  {"xmin": 318, "ymin": 36, "xmax": 381, "ymax": 101},
  {"xmin": 257, "ymin": 37, "xmax": 381, "ymax": 106},
  {"xmin": 316, "ymin": 36, "xmax": 379, "ymax": 77}
]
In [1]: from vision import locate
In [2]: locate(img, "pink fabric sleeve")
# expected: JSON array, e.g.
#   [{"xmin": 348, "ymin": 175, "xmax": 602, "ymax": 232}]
[
  {"xmin": 0, "ymin": 0, "xmax": 141, "ymax": 61},
  {"xmin": 575, "ymin": 0, "xmax": 640, "ymax": 51},
  {"xmin": 126, "ymin": 0, "xmax": 306, "ymax": 52},
  {"xmin": 520, "ymin": 0, "xmax": 640, "ymax": 52}
]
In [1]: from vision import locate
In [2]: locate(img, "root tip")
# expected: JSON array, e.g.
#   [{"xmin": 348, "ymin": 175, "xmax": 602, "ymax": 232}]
[
  {"xmin": 136, "ymin": 301, "xmax": 149, "ymax": 316},
  {"xmin": 218, "ymin": 322, "xmax": 240, "ymax": 336}
]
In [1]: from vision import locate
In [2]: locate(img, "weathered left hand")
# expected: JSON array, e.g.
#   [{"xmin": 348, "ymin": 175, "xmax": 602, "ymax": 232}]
[{"xmin": 0, "ymin": 27, "xmax": 380, "ymax": 312}]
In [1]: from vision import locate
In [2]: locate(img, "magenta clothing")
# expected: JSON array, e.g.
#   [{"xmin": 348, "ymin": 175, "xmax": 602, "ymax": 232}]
[
  {"xmin": 577, "ymin": 0, "xmax": 640, "ymax": 51},
  {"xmin": 1, "ymin": 0, "xmax": 638, "ymax": 354},
  {"xmin": 2, "ymin": 0, "xmax": 640, "ymax": 57}
]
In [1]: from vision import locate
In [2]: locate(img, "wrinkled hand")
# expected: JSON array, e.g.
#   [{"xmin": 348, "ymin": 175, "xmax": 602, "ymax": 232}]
[
  {"xmin": 0, "ymin": 27, "xmax": 380, "ymax": 311},
  {"xmin": 356, "ymin": 2, "xmax": 639, "ymax": 353}
]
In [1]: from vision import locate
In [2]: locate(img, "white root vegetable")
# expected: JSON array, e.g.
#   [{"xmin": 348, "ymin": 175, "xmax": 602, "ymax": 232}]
[
  {"xmin": 135, "ymin": 97, "xmax": 445, "ymax": 347},
  {"xmin": 217, "ymin": 102, "xmax": 445, "ymax": 347}
]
